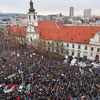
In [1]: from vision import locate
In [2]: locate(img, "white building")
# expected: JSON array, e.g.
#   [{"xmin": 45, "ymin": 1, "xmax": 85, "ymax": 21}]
[
  {"xmin": 11, "ymin": 17, "xmax": 27, "ymax": 26},
  {"xmin": 26, "ymin": 0, "xmax": 39, "ymax": 45},
  {"xmin": 39, "ymin": 25, "xmax": 100, "ymax": 60},
  {"xmin": 84, "ymin": 9, "xmax": 91, "ymax": 23}
]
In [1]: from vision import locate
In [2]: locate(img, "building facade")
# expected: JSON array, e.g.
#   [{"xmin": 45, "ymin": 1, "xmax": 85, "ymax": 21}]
[
  {"xmin": 84, "ymin": 9, "xmax": 91, "ymax": 23},
  {"xmin": 26, "ymin": 0, "xmax": 39, "ymax": 45},
  {"xmin": 69, "ymin": 7, "xmax": 74, "ymax": 17},
  {"xmin": 40, "ymin": 38, "xmax": 100, "ymax": 60}
]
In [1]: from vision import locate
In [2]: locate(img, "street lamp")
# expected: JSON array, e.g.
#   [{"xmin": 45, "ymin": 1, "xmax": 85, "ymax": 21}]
[{"xmin": 17, "ymin": 52, "xmax": 24, "ymax": 84}]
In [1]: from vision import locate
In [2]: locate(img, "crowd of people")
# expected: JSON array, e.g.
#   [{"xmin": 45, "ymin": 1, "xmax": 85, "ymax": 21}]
[{"xmin": 0, "ymin": 39, "xmax": 100, "ymax": 100}]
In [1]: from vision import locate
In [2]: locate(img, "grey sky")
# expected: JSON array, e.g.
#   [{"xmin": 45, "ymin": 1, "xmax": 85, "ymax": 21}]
[{"xmin": 0, "ymin": 0, "xmax": 100, "ymax": 16}]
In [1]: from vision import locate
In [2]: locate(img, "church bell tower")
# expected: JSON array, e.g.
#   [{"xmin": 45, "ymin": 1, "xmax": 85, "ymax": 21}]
[{"xmin": 26, "ymin": 0, "xmax": 39, "ymax": 44}]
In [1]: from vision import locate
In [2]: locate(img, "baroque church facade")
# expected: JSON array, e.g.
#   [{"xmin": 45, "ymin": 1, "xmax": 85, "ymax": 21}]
[{"xmin": 26, "ymin": 0, "xmax": 39, "ymax": 44}]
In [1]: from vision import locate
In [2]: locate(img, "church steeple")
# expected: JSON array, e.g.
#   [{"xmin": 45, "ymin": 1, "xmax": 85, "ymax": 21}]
[
  {"xmin": 26, "ymin": 0, "xmax": 39, "ymax": 44},
  {"xmin": 29, "ymin": 0, "xmax": 35, "ymax": 12}
]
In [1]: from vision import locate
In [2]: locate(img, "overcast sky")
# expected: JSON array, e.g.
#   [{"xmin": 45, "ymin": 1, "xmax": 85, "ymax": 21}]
[{"xmin": 0, "ymin": 0, "xmax": 100, "ymax": 16}]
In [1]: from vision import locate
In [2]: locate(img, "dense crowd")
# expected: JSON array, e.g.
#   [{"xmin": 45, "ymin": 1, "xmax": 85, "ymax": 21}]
[{"xmin": 0, "ymin": 39, "xmax": 100, "ymax": 100}]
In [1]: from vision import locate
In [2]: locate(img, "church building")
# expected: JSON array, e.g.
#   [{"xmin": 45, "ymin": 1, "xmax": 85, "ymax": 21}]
[{"xmin": 5, "ymin": 0, "xmax": 100, "ymax": 60}]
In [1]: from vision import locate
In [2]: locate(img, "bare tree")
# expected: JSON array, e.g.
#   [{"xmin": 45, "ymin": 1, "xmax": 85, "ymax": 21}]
[{"xmin": 36, "ymin": 40, "xmax": 47, "ymax": 54}]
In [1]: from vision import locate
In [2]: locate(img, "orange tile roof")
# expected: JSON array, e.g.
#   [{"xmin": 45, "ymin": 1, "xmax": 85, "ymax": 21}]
[
  {"xmin": 40, "ymin": 26, "xmax": 100, "ymax": 44},
  {"xmin": 35, "ymin": 21, "xmax": 63, "ymax": 32},
  {"xmin": 6, "ymin": 21, "xmax": 100, "ymax": 44},
  {"xmin": 7, "ymin": 21, "xmax": 63, "ymax": 36},
  {"xmin": 6, "ymin": 26, "xmax": 27, "ymax": 37}
]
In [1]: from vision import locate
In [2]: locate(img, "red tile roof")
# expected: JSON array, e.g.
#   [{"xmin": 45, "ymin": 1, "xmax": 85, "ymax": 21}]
[
  {"xmin": 35, "ymin": 21, "xmax": 65, "ymax": 32},
  {"xmin": 6, "ymin": 21, "xmax": 100, "ymax": 44},
  {"xmin": 7, "ymin": 26, "xmax": 26, "ymax": 37},
  {"xmin": 40, "ymin": 26, "xmax": 100, "ymax": 44}
]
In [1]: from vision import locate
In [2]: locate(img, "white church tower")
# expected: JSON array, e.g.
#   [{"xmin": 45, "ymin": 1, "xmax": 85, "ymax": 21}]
[{"xmin": 26, "ymin": 0, "xmax": 39, "ymax": 44}]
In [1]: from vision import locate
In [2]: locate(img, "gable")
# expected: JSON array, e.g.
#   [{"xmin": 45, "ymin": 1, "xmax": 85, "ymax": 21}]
[{"xmin": 90, "ymin": 31, "xmax": 100, "ymax": 45}]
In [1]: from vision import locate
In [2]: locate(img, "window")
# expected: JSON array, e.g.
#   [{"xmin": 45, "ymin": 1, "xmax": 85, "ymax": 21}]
[
  {"xmin": 48, "ymin": 42, "xmax": 50, "ymax": 45},
  {"xmin": 72, "ymin": 44, "xmax": 74, "ymax": 48},
  {"xmin": 97, "ymin": 48, "xmax": 100, "ymax": 52},
  {"xmin": 34, "ymin": 15, "xmax": 36, "ymax": 19},
  {"xmin": 30, "ymin": 27, "xmax": 31, "ymax": 32},
  {"xmin": 85, "ymin": 46, "xmax": 87, "ymax": 50},
  {"xmin": 61, "ymin": 50, "xmax": 63, "ymax": 54},
  {"xmin": 78, "ymin": 45, "xmax": 81, "ymax": 49},
  {"xmin": 52, "ymin": 42, "xmax": 54, "ymax": 45},
  {"xmin": 52, "ymin": 48, "xmax": 54, "ymax": 52},
  {"xmin": 61, "ymin": 43, "xmax": 64, "ymax": 47},
  {"xmin": 72, "ymin": 52, "xmax": 74, "ymax": 55},
  {"xmin": 56, "ymin": 49, "xmax": 59, "ymax": 52},
  {"xmin": 56, "ymin": 42, "xmax": 59, "ymax": 46},
  {"xmin": 67, "ymin": 44, "xmax": 69, "ymax": 47},
  {"xmin": 48, "ymin": 47, "xmax": 50, "ymax": 51},
  {"xmin": 67, "ymin": 51, "xmax": 69, "ymax": 55},
  {"xmin": 43, "ymin": 41, "xmax": 45, "ymax": 44},
  {"xmin": 78, "ymin": 53, "xmax": 80, "ymax": 57},
  {"xmin": 91, "ymin": 47, "xmax": 94, "ymax": 51}
]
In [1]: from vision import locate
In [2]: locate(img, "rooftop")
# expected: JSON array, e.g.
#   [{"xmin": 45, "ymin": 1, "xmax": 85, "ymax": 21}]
[{"xmin": 6, "ymin": 21, "xmax": 100, "ymax": 44}]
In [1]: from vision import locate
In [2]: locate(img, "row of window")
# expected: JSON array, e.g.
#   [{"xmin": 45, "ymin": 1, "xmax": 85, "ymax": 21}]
[
  {"xmin": 47, "ymin": 47, "xmax": 96, "ymax": 58},
  {"xmin": 44, "ymin": 41, "xmax": 100, "ymax": 52},
  {"xmin": 47, "ymin": 48, "xmax": 81, "ymax": 57}
]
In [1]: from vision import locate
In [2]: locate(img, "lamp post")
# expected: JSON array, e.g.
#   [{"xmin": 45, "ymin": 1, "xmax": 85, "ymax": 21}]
[{"xmin": 17, "ymin": 52, "xmax": 24, "ymax": 84}]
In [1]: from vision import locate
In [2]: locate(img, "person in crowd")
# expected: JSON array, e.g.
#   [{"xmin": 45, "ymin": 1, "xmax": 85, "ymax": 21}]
[{"xmin": 0, "ymin": 39, "xmax": 100, "ymax": 100}]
